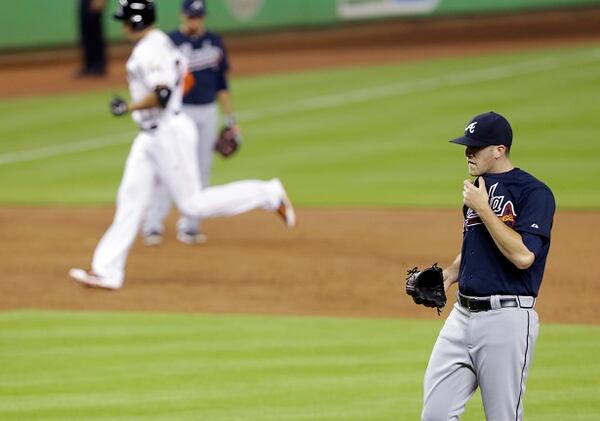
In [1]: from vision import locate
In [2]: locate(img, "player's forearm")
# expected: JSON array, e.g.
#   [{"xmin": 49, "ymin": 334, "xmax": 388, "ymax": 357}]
[
  {"xmin": 128, "ymin": 92, "xmax": 161, "ymax": 112},
  {"xmin": 478, "ymin": 207, "xmax": 535, "ymax": 270},
  {"xmin": 443, "ymin": 253, "xmax": 461, "ymax": 291},
  {"xmin": 218, "ymin": 91, "xmax": 234, "ymax": 120}
]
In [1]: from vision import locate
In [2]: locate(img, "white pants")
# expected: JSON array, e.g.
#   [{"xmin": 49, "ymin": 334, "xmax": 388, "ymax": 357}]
[
  {"xmin": 142, "ymin": 103, "xmax": 219, "ymax": 235},
  {"xmin": 422, "ymin": 302, "xmax": 539, "ymax": 421},
  {"xmin": 91, "ymin": 113, "xmax": 282, "ymax": 287}
]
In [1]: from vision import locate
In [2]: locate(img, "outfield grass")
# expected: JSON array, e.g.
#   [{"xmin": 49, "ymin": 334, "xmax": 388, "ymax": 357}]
[
  {"xmin": 0, "ymin": 310, "xmax": 598, "ymax": 420},
  {"xmin": 1, "ymin": 44, "xmax": 599, "ymax": 208}
]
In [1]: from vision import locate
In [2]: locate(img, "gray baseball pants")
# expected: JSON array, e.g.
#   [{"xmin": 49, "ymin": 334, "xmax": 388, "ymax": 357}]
[{"xmin": 422, "ymin": 299, "xmax": 539, "ymax": 421}]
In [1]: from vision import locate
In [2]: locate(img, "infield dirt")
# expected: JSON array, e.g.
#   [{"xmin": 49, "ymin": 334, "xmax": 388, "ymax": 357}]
[
  {"xmin": 1, "ymin": 207, "xmax": 599, "ymax": 324},
  {"xmin": 1, "ymin": 9, "xmax": 599, "ymax": 324}
]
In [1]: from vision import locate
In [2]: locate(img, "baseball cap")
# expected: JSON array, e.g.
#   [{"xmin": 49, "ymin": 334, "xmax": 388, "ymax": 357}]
[
  {"xmin": 450, "ymin": 111, "xmax": 513, "ymax": 147},
  {"xmin": 182, "ymin": 0, "xmax": 206, "ymax": 17}
]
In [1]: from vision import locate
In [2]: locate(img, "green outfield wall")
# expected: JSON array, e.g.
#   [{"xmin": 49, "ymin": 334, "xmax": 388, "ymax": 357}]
[{"xmin": 1, "ymin": 0, "xmax": 599, "ymax": 51}]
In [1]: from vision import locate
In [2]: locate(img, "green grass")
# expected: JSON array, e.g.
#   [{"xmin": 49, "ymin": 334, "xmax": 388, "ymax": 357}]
[
  {"xmin": 1, "ymin": 44, "xmax": 600, "ymax": 208},
  {"xmin": 0, "ymin": 310, "xmax": 598, "ymax": 420}
]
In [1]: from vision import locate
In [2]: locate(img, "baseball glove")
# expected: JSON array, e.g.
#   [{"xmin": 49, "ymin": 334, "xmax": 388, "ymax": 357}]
[
  {"xmin": 405, "ymin": 263, "xmax": 446, "ymax": 315},
  {"xmin": 214, "ymin": 126, "xmax": 241, "ymax": 158}
]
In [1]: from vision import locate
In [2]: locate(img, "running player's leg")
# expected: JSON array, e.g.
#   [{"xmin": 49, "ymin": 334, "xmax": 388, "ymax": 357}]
[
  {"xmin": 92, "ymin": 134, "xmax": 156, "ymax": 287},
  {"xmin": 141, "ymin": 177, "xmax": 172, "ymax": 239},
  {"xmin": 422, "ymin": 305, "xmax": 478, "ymax": 421},
  {"xmin": 159, "ymin": 115, "xmax": 283, "ymax": 220},
  {"xmin": 177, "ymin": 104, "xmax": 218, "ymax": 238},
  {"xmin": 474, "ymin": 308, "xmax": 539, "ymax": 421}
]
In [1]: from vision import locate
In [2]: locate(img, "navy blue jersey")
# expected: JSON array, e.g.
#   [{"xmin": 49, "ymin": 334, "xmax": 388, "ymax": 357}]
[
  {"xmin": 168, "ymin": 30, "xmax": 229, "ymax": 105},
  {"xmin": 459, "ymin": 168, "xmax": 555, "ymax": 297}
]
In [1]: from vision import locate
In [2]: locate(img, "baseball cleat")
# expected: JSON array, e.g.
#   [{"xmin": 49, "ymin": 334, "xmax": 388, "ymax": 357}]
[
  {"xmin": 68, "ymin": 268, "xmax": 119, "ymax": 290},
  {"xmin": 274, "ymin": 178, "xmax": 296, "ymax": 228},
  {"xmin": 176, "ymin": 230, "xmax": 208, "ymax": 245},
  {"xmin": 142, "ymin": 231, "xmax": 164, "ymax": 247}
]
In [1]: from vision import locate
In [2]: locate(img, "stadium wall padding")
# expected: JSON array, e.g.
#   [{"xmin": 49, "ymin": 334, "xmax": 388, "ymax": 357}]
[{"xmin": 1, "ymin": 0, "xmax": 599, "ymax": 51}]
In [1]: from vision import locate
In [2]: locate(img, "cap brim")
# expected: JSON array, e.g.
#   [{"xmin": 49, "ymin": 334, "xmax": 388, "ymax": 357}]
[
  {"xmin": 113, "ymin": 13, "xmax": 126, "ymax": 21},
  {"xmin": 449, "ymin": 136, "xmax": 490, "ymax": 147},
  {"xmin": 184, "ymin": 11, "xmax": 206, "ymax": 17}
]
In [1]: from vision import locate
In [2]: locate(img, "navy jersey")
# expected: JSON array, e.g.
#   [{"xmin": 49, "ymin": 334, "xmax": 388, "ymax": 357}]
[
  {"xmin": 168, "ymin": 30, "xmax": 229, "ymax": 105},
  {"xmin": 459, "ymin": 168, "xmax": 555, "ymax": 297}
]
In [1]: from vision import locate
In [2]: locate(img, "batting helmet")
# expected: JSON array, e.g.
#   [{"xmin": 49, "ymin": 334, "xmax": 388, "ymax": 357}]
[{"xmin": 113, "ymin": 0, "xmax": 156, "ymax": 31}]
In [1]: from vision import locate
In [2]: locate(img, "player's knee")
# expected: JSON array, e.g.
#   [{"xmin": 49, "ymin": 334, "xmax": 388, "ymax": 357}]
[{"xmin": 176, "ymin": 197, "xmax": 209, "ymax": 220}]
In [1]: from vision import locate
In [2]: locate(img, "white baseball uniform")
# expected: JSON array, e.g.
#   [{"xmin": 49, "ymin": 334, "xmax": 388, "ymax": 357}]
[
  {"xmin": 89, "ymin": 29, "xmax": 286, "ymax": 288},
  {"xmin": 142, "ymin": 29, "xmax": 229, "ymax": 240}
]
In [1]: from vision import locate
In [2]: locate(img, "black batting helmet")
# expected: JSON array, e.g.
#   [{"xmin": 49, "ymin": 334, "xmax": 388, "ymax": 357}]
[{"xmin": 113, "ymin": 0, "xmax": 156, "ymax": 31}]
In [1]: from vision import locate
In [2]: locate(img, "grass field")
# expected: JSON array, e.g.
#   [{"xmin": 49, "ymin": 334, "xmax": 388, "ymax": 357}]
[
  {"xmin": 2, "ymin": 44, "xmax": 600, "ymax": 420},
  {"xmin": 1, "ymin": 44, "xmax": 600, "ymax": 207},
  {"xmin": 0, "ymin": 311, "xmax": 599, "ymax": 421}
]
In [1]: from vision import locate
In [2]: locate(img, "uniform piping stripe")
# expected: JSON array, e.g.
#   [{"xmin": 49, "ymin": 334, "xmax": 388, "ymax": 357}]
[
  {"xmin": 515, "ymin": 311, "xmax": 531, "ymax": 421},
  {"xmin": 1, "ymin": 49, "xmax": 599, "ymax": 166}
]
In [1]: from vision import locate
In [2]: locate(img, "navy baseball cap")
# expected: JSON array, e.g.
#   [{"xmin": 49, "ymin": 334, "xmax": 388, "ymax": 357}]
[
  {"xmin": 182, "ymin": 0, "xmax": 206, "ymax": 17},
  {"xmin": 450, "ymin": 111, "xmax": 513, "ymax": 147}
]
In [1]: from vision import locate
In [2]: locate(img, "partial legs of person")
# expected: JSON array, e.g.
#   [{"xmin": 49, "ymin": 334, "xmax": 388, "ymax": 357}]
[
  {"xmin": 422, "ymin": 303, "xmax": 540, "ymax": 421},
  {"xmin": 176, "ymin": 103, "xmax": 219, "ymax": 244},
  {"xmin": 140, "ymin": 177, "xmax": 171, "ymax": 246},
  {"xmin": 473, "ymin": 307, "xmax": 539, "ymax": 421},
  {"xmin": 71, "ymin": 114, "xmax": 294, "ymax": 289},
  {"xmin": 422, "ymin": 304, "xmax": 478, "ymax": 421},
  {"xmin": 142, "ymin": 104, "xmax": 219, "ymax": 245},
  {"xmin": 77, "ymin": 7, "xmax": 106, "ymax": 76},
  {"xmin": 70, "ymin": 132, "xmax": 157, "ymax": 289},
  {"xmin": 158, "ymin": 115, "xmax": 292, "ymax": 227}
]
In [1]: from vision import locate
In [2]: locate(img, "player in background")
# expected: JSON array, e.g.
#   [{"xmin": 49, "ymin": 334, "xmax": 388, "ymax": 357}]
[
  {"xmin": 76, "ymin": 0, "xmax": 107, "ymax": 77},
  {"xmin": 142, "ymin": 0, "xmax": 240, "ymax": 246},
  {"xmin": 420, "ymin": 112, "xmax": 555, "ymax": 420},
  {"xmin": 69, "ymin": 0, "xmax": 295, "ymax": 290}
]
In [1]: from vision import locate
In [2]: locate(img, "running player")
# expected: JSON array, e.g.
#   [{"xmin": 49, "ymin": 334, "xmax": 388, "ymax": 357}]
[{"xmin": 69, "ymin": 0, "xmax": 295, "ymax": 290}]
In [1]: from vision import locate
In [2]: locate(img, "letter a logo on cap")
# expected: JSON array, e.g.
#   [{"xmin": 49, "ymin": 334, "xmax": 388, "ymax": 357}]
[{"xmin": 466, "ymin": 122, "xmax": 478, "ymax": 134}]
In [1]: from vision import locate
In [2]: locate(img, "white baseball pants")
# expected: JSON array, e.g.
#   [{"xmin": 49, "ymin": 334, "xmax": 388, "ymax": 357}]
[
  {"xmin": 421, "ymin": 302, "xmax": 539, "ymax": 421},
  {"xmin": 142, "ymin": 103, "xmax": 219, "ymax": 235},
  {"xmin": 91, "ymin": 113, "xmax": 282, "ymax": 287}
]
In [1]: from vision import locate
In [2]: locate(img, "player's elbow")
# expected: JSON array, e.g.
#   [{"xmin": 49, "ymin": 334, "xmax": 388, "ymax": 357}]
[{"xmin": 513, "ymin": 250, "xmax": 535, "ymax": 270}]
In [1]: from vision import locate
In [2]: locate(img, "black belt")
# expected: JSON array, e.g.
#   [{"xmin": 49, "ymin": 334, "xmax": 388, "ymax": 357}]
[{"xmin": 458, "ymin": 293, "xmax": 519, "ymax": 312}]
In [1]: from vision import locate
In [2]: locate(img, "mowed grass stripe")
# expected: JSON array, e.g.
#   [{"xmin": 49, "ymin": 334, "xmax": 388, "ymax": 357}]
[
  {"xmin": 0, "ymin": 44, "xmax": 599, "ymax": 207},
  {"xmin": 1, "ymin": 47, "xmax": 599, "ymax": 163},
  {"xmin": 0, "ymin": 310, "xmax": 599, "ymax": 420},
  {"xmin": 0, "ymin": 311, "xmax": 431, "ymax": 420}
]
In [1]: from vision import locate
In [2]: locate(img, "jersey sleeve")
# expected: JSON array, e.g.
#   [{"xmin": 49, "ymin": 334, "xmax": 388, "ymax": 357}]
[
  {"xmin": 522, "ymin": 232, "xmax": 546, "ymax": 257},
  {"xmin": 515, "ymin": 187, "xmax": 555, "ymax": 239},
  {"xmin": 141, "ymin": 49, "xmax": 178, "ymax": 89}
]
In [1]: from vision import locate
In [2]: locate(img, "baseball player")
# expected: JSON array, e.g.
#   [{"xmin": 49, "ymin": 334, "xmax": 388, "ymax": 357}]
[
  {"xmin": 421, "ymin": 112, "xmax": 555, "ymax": 420},
  {"xmin": 76, "ymin": 0, "xmax": 107, "ymax": 77},
  {"xmin": 69, "ymin": 0, "xmax": 295, "ymax": 290},
  {"xmin": 141, "ymin": 0, "xmax": 239, "ymax": 246}
]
